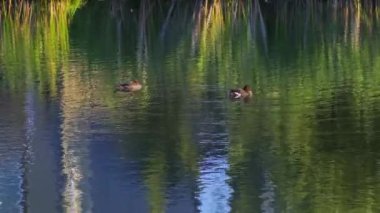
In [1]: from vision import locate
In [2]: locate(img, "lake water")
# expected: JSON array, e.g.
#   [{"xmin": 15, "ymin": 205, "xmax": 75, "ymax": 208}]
[{"xmin": 1, "ymin": 1, "xmax": 380, "ymax": 212}]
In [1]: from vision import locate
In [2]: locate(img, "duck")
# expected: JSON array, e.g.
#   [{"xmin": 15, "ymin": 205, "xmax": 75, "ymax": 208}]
[
  {"xmin": 116, "ymin": 80, "xmax": 142, "ymax": 92},
  {"xmin": 229, "ymin": 85, "xmax": 253, "ymax": 99}
]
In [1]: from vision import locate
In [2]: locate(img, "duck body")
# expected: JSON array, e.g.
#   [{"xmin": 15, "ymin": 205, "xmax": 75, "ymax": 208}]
[
  {"xmin": 116, "ymin": 80, "xmax": 142, "ymax": 92},
  {"xmin": 229, "ymin": 85, "xmax": 253, "ymax": 99}
]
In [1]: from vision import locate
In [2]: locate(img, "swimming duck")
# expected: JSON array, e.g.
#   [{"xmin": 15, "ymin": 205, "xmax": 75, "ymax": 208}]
[
  {"xmin": 229, "ymin": 85, "xmax": 253, "ymax": 99},
  {"xmin": 116, "ymin": 80, "xmax": 142, "ymax": 92}
]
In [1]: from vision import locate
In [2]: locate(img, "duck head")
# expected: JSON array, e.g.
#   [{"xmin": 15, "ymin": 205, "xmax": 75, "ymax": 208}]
[
  {"xmin": 243, "ymin": 85, "xmax": 253, "ymax": 95},
  {"xmin": 131, "ymin": 80, "xmax": 140, "ymax": 85}
]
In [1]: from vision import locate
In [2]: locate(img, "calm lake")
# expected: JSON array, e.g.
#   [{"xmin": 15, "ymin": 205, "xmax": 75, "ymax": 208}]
[{"xmin": 1, "ymin": 1, "xmax": 380, "ymax": 212}]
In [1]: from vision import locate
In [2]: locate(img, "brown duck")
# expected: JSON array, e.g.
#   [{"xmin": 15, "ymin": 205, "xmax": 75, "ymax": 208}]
[
  {"xmin": 229, "ymin": 85, "xmax": 253, "ymax": 99},
  {"xmin": 116, "ymin": 80, "xmax": 142, "ymax": 92}
]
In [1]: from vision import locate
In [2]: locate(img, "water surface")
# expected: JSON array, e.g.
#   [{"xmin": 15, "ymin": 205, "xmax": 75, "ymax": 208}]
[{"xmin": 1, "ymin": 2, "xmax": 380, "ymax": 212}]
